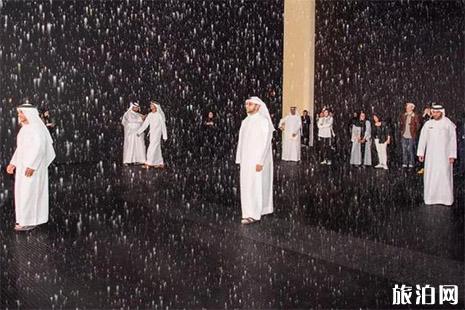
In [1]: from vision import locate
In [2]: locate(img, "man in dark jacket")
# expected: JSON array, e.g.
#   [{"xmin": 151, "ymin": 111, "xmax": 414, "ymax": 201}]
[
  {"xmin": 301, "ymin": 110, "xmax": 311, "ymax": 146},
  {"xmin": 399, "ymin": 102, "xmax": 420, "ymax": 168}
]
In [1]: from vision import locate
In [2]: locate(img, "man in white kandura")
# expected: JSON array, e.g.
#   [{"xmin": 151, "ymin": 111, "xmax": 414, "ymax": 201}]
[
  {"xmin": 279, "ymin": 106, "xmax": 302, "ymax": 162},
  {"xmin": 235, "ymin": 96, "xmax": 274, "ymax": 224},
  {"xmin": 122, "ymin": 102, "xmax": 146, "ymax": 165},
  {"xmin": 6, "ymin": 103, "xmax": 56, "ymax": 231},
  {"xmin": 137, "ymin": 101, "xmax": 168, "ymax": 169},
  {"xmin": 417, "ymin": 104, "xmax": 457, "ymax": 206}
]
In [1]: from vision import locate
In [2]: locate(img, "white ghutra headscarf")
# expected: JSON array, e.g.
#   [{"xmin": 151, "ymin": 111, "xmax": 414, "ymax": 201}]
[
  {"xmin": 150, "ymin": 101, "xmax": 168, "ymax": 140},
  {"xmin": 127, "ymin": 101, "xmax": 140, "ymax": 113},
  {"xmin": 431, "ymin": 104, "xmax": 446, "ymax": 116},
  {"xmin": 245, "ymin": 96, "xmax": 275, "ymax": 132},
  {"xmin": 17, "ymin": 104, "xmax": 56, "ymax": 167},
  {"xmin": 151, "ymin": 101, "xmax": 166, "ymax": 123}
]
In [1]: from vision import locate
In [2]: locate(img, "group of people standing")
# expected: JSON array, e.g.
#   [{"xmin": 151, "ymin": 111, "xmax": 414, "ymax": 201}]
[
  {"xmin": 349, "ymin": 110, "xmax": 390, "ymax": 169},
  {"xmin": 4, "ymin": 97, "xmax": 460, "ymax": 232},
  {"xmin": 279, "ymin": 106, "xmax": 335, "ymax": 164},
  {"xmin": 121, "ymin": 101, "xmax": 168, "ymax": 169},
  {"xmin": 277, "ymin": 102, "xmax": 458, "ymax": 207},
  {"xmin": 347, "ymin": 102, "xmax": 457, "ymax": 181},
  {"xmin": 5, "ymin": 99, "xmax": 169, "ymax": 232}
]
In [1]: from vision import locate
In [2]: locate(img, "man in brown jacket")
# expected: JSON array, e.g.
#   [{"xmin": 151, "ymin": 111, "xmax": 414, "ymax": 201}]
[{"xmin": 400, "ymin": 102, "xmax": 420, "ymax": 168}]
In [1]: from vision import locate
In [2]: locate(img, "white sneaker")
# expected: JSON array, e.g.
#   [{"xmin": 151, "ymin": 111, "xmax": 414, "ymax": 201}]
[
  {"xmin": 320, "ymin": 160, "xmax": 327, "ymax": 165},
  {"xmin": 383, "ymin": 165, "xmax": 389, "ymax": 170},
  {"xmin": 402, "ymin": 164, "xmax": 408, "ymax": 168},
  {"xmin": 375, "ymin": 164, "xmax": 383, "ymax": 169},
  {"xmin": 326, "ymin": 161, "xmax": 332, "ymax": 165}
]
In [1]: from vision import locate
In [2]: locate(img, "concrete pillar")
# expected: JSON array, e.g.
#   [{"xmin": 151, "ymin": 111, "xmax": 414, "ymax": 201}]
[{"xmin": 282, "ymin": 0, "xmax": 316, "ymax": 145}]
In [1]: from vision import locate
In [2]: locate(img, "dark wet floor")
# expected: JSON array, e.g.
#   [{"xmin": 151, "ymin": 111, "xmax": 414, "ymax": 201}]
[{"xmin": 1, "ymin": 149, "xmax": 463, "ymax": 309}]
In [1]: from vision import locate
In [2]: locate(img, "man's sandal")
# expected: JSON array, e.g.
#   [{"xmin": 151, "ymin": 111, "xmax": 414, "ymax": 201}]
[
  {"xmin": 241, "ymin": 218, "xmax": 259, "ymax": 225},
  {"xmin": 14, "ymin": 224, "xmax": 37, "ymax": 231}
]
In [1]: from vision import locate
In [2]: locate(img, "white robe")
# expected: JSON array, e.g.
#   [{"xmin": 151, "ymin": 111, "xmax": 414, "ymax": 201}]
[
  {"xmin": 10, "ymin": 123, "xmax": 56, "ymax": 226},
  {"xmin": 417, "ymin": 117, "xmax": 457, "ymax": 205},
  {"xmin": 137, "ymin": 112, "xmax": 167, "ymax": 166},
  {"xmin": 235, "ymin": 113, "xmax": 273, "ymax": 220},
  {"xmin": 122, "ymin": 110, "xmax": 146, "ymax": 164},
  {"xmin": 279, "ymin": 114, "xmax": 302, "ymax": 161},
  {"xmin": 350, "ymin": 121, "xmax": 372, "ymax": 166}
]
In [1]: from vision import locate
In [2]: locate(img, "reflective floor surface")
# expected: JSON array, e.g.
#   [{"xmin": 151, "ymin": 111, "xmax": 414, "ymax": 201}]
[{"xmin": 1, "ymin": 150, "xmax": 463, "ymax": 309}]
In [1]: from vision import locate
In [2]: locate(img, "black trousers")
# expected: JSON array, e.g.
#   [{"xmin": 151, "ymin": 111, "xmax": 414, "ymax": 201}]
[
  {"xmin": 301, "ymin": 131, "xmax": 310, "ymax": 146},
  {"xmin": 320, "ymin": 137, "xmax": 332, "ymax": 161}
]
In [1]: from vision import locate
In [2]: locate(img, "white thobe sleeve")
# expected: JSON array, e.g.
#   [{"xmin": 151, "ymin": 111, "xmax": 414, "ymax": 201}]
[
  {"xmin": 258, "ymin": 121, "xmax": 272, "ymax": 166},
  {"xmin": 235, "ymin": 122, "xmax": 244, "ymax": 164},
  {"xmin": 122, "ymin": 113, "xmax": 128, "ymax": 127},
  {"xmin": 135, "ymin": 115, "xmax": 144, "ymax": 124},
  {"xmin": 449, "ymin": 124, "xmax": 457, "ymax": 159},
  {"xmin": 279, "ymin": 118, "xmax": 285, "ymax": 129},
  {"xmin": 136, "ymin": 115, "xmax": 150, "ymax": 135},
  {"xmin": 416, "ymin": 125, "xmax": 428, "ymax": 157},
  {"xmin": 24, "ymin": 131, "xmax": 45, "ymax": 170},
  {"xmin": 317, "ymin": 118, "xmax": 324, "ymax": 129},
  {"xmin": 10, "ymin": 149, "xmax": 18, "ymax": 166},
  {"xmin": 161, "ymin": 121, "xmax": 168, "ymax": 140},
  {"xmin": 295, "ymin": 117, "xmax": 302, "ymax": 135}
]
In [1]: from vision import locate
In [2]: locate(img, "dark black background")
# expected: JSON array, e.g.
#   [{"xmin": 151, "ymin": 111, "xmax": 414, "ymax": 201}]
[
  {"xmin": 0, "ymin": 0, "xmax": 284, "ymax": 165},
  {"xmin": 0, "ymin": 0, "xmax": 463, "ymax": 165},
  {"xmin": 314, "ymin": 0, "xmax": 464, "ymax": 160},
  {"xmin": 0, "ymin": 2, "xmax": 463, "ymax": 307}
]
